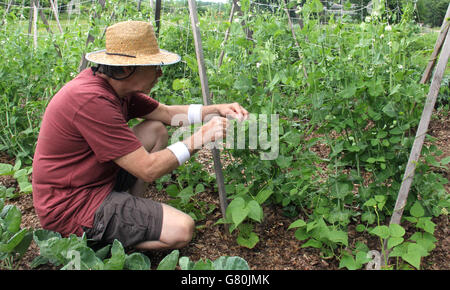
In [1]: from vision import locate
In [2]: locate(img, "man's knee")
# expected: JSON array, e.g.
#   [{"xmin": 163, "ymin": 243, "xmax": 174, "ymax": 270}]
[
  {"xmin": 171, "ymin": 214, "xmax": 195, "ymax": 248},
  {"xmin": 133, "ymin": 120, "xmax": 168, "ymax": 151}
]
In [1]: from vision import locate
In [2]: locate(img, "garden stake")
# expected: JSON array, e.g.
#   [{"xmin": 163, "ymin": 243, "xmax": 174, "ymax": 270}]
[
  {"xmin": 187, "ymin": 0, "xmax": 229, "ymax": 232},
  {"xmin": 420, "ymin": 4, "xmax": 450, "ymax": 84},
  {"xmin": 379, "ymin": 13, "xmax": 450, "ymax": 266}
]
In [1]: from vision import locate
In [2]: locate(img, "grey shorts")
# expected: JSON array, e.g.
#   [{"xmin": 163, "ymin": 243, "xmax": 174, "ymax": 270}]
[{"xmin": 84, "ymin": 169, "xmax": 163, "ymax": 248}]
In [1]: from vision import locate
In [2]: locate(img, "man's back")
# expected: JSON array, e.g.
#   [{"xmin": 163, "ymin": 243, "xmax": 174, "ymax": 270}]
[{"xmin": 32, "ymin": 68, "xmax": 151, "ymax": 236}]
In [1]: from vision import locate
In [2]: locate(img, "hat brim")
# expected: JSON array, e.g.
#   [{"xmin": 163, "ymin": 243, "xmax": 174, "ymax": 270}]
[{"xmin": 85, "ymin": 49, "xmax": 181, "ymax": 66}]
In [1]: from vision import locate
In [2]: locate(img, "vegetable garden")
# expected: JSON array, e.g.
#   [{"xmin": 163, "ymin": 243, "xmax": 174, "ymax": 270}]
[{"xmin": 0, "ymin": 0, "xmax": 449, "ymax": 271}]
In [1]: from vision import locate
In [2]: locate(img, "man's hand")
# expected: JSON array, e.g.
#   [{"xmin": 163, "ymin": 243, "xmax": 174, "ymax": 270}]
[
  {"xmin": 216, "ymin": 102, "xmax": 249, "ymax": 122},
  {"xmin": 183, "ymin": 116, "xmax": 230, "ymax": 153}
]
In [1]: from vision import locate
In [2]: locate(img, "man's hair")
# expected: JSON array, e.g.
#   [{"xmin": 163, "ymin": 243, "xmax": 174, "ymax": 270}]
[{"xmin": 92, "ymin": 64, "xmax": 137, "ymax": 80}]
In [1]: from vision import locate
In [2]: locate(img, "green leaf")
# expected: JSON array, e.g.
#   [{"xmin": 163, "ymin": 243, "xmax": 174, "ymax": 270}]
[
  {"xmin": 355, "ymin": 224, "xmax": 366, "ymax": 232},
  {"xmin": 213, "ymin": 256, "xmax": 250, "ymax": 270},
  {"xmin": 363, "ymin": 198, "xmax": 377, "ymax": 207},
  {"xmin": 172, "ymin": 78, "xmax": 191, "ymax": 90},
  {"xmin": 327, "ymin": 230, "xmax": 348, "ymax": 246},
  {"xmin": 410, "ymin": 232, "xmax": 436, "ymax": 252},
  {"xmin": 288, "ymin": 219, "xmax": 306, "ymax": 230},
  {"xmin": 402, "ymin": 243, "xmax": 427, "ymax": 269},
  {"xmin": 12, "ymin": 230, "xmax": 32, "ymax": 259},
  {"xmin": 30, "ymin": 255, "xmax": 50, "ymax": 269},
  {"xmin": 95, "ymin": 244, "xmax": 111, "ymax": 260},
  {"xmin": 165, "ymin": 184, "xmax": 179, "ymax": 197},
  {"xmin": 338, "ymin": 85, "xmax": 357, "ymax": 99},
  {"xmin": 76, "ymin": 247, "xmax": 104, "ymax": 270},
  {"xmin": 387, "ymin": 237, "xmax": 404, "ymax": 249},
  {"xmin": 301, "ymin": 238, "xmax": 322, "ymax": 249},
  {"xmin": 246, "ymin": 200, "xmax": 263, "ymax": 222},
  {"xmin": 157, "ymin": 250, "xmax": 179, "ymax": 270},
  {"xmin": 124, "ymin": 252, "xmax": 151, "ymax": 270},
  {"xmin": 382, "ymin": 102, "xmax": 396, "ymax": 118},
  {"xmin": 0, "ymin": 163, "xmax": 13, "ymax": 176},
  {"xmin": 370, "ymin": 225, "xmax": 390, "ymax": 239},
  {"xmin": 179, "ymin": 256, "xmax": 194, "ymax": 270},
  {"xmin": 255, "ymin": 188, "xmax": 273, "ymax": 205},
  {"xmin": 178, "ymin": 186, "xmax": 194, "ymax": 204},
  {"xmin": 440, "ymin": 156, "xmax": 450, "ymax": 165},
  {"xmin": 276, "ymin": 155, "xmax": 292, "ymax": 168},
  {"xmin": 410, "ymin": 201, "xmax": 425, "ymax": 218},
  {"xmin": 236, "ymin": 231, "xmax": 259, "ymax": 249},
  {"xmin": 195, "ymin": 183, "xmax": 205, "ymax": 193},
  {"xmin": 103, "ymin": 240, "xmax": 126, "ymax": 270},
  {"xmin": 192, "ymin": 259, "xmax": 214, "ymax": 270},
  {"xmin": 389, "ymin": 223, "xmax": 405, "ymax": 237},
  {"xmin": 416, "ymin": 217, "xmax": 435, "ymax": 234},
  {"xmin": 0, "ymin": 228, "xmax": 28, "ymax": 253},
  {"xmin": 226, "ymin": 197, "xmax": 249, "ymax": 227},
  {"xmin": 361, "ymin": 211, "xmax": 376, "ymax": 224},
  {"xmin": 4, "ymin": 205, "xmax": 21, "ymax": 234},
  {"xmin": 339, "ymin": 252, "xmax": 359, "ymax": 270}
]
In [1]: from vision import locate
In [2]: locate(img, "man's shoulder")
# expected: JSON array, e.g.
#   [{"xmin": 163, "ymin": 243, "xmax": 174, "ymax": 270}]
[{"xmin": 54, "ymin": 69, "xmax": 119, "ymax": 109}]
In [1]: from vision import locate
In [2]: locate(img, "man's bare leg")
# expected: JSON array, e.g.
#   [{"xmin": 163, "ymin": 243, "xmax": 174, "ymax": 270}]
[
  {"xmin": 129, "ymin": 119, "xmax": 195, "ymax": 250},
  {"xmin": 131, "ymin": 119, "xmax": 168, "ymax": 197}
]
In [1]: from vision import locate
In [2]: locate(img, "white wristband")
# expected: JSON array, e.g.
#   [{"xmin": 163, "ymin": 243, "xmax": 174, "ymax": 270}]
[
  {"xmin": 167, "ymin": 142, "xmax": 191, "ymax": 165},
  {"xmin": 188, "ymin": 104, "xmax": 203, "ymax": 124}
]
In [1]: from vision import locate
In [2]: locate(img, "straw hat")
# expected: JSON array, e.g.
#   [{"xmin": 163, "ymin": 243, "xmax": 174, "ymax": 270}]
[{"xmin": 85, "ymin": 21, "xmax": 181, "ymax": 66}]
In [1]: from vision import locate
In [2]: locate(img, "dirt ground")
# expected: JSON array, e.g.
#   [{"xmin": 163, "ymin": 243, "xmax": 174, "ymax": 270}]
[{"xmin": 1, "ymin": 113, "xmax": 449, "ymax": 270}]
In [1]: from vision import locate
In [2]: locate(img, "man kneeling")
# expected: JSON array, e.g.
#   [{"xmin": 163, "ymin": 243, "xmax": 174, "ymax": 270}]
[{"xmin": 32, "ymin": 21, "xmax": 248, "ymax": 250}]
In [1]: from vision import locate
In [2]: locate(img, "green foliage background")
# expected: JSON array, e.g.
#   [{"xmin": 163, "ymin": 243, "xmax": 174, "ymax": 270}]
[{"xmin": 0, "ymin": 0, "xmax": 448, "ymax": 269}]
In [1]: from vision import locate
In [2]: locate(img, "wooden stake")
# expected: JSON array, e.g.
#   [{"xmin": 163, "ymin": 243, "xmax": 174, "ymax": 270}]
[
  {"xmin": 217, "ymin": 2, "xmax": 236, "ymax": 68},
  {"xmin": 49, "ymin": 0, "xmax": 63, "ymax": 34},
  {"xmin": 155, "ymin": 0, "xmax": 161, "ymax": 38},
  {"xmin": 0, "ymin": 0, "xmax": 13, "ymax": 27},
  {"xmin": 389, "ymin": 27, "xmax": 449, "ymax": 227},
  {"xmin": 187, "ymin": 0, "xmax": 229, "ymax": 229},
  {"xmin": 420, "ymin": 4, "xmax": 450, "ymax": 84},
  {"xmin": 32, "ymin": 0, "xmax": 38, "ymax": 49}
]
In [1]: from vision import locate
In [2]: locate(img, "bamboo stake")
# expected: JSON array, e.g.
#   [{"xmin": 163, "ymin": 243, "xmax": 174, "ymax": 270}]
[
  {"xmin": 0, "ymin": 0, "xmax": 13, "ymax": 27},
  {"xmin": 389, "ymin": 29, "xmax": 449, "ymax": 228},
  {"xmin": 38, "ymin": 4, "xmax": 52, "ymax": 34},
  {"xmin": 217, "ymin": 2, "xmax": 236, "ymax": 68},
  {"xmin": 420, "ymin": 4, "xmax": 450, "ymax": 84},
  {"xmin": 377, "ymin": 29, "xmax": 450, "ymax": 267},
  {"xmin": 373, "ymin": 7, "xmax": 450, "ymax": 268},
  {"xmin": 28, "ymin": 0, "xmax": 33, "ymax": 35},
  {"xmin": 187, "ymin": 0, "xmax": 229, "ymax": 230},
  {"xmin": 49, "ymin": 0, "xmax": 63, "ymax": 34},
  {"xmin": 155, "ymin": 0, "xmax": 161, "ymax": 38},
  {"xmin": 32, "ymin": 0, "xmax": 38, "ymax": 49}
]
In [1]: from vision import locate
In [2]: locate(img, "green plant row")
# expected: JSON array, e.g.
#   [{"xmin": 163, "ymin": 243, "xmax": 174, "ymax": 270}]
[{"xmin": 0, "ymin": 0, "xmax": 448, "ymax": 270}]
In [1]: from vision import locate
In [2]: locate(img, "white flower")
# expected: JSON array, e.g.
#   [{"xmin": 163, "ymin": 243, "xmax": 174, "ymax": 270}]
[
  {"xmin": 256, "ymin": 62, "xmax": 261, "ymax": 68},
  {"xmin": 385, "ymin": 25, "xmax": 392, "ymax": 31},
  {"xmin": 380, "ymin": 34, "xmax": 384, "ymax": 39},
  {"xmin": 398, "ymin": 64, "xmax": 403, "ymax": 70}
]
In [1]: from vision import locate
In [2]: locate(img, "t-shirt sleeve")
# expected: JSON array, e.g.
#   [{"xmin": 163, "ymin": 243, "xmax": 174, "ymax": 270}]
[
  {"xmin": 128, "ymin": 93, "xmax": 159, "ymax": 120},
  {"xmin": 73, "ymin": 96, "xmax": 143, "ymax": 163}
]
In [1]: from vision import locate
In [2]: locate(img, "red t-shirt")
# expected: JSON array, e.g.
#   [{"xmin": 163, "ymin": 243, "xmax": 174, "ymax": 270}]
[{"xmin": 32, "ymin": 68, "xmax": 159, "ymax": 237}]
